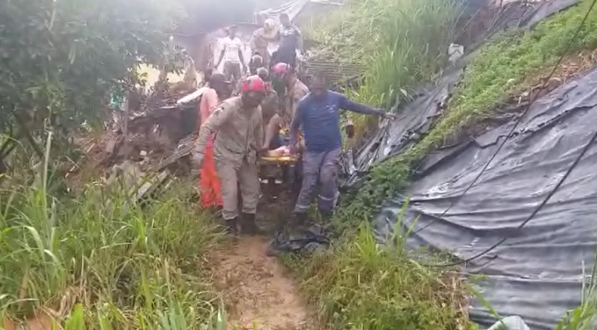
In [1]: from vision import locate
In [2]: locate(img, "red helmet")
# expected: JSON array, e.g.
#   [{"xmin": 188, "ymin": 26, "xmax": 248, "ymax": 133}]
[
  {"xmin": 271, "ymin": 62, "xmax": 292, "ymax": 78},
  {"xmin": 241, "ymin": 75, "xmax": 267, "ymax": 93}
]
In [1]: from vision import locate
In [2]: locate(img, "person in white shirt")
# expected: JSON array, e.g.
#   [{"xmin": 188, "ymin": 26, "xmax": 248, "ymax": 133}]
[{"xmin": 216, "ymin": 25, "xmax": 246, "ymax": 84}]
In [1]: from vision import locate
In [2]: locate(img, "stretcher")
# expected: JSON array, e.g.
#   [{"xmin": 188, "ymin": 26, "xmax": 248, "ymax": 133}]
[
  {"xmin": 259, "ymin": 154, "xmax": 301, "ymax": 198},
  {"xmin": 259, "ymin": 155, "xmax": 298, "ymax": 164},
  {"xmin": 258, "ymin": 148, "xmax": 299, "ymax": 164}
]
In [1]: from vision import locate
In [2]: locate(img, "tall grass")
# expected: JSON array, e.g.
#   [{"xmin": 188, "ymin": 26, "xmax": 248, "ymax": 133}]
[
  {"xmin": 0, "ymin": 137, "xmax": 226, "ymax": 328},
  {"xmin": 284, "ymin": 209, "xmax": 471, "ymax": 330},
  {"xmin": 554, "ymin": 256, "xmax": 597, "ymax": 330},
  {"xmin": 306, "ymin": 0, "xmax": 458, "ymax": 99},
  {"xmin": 304, "ymin": 0, "xmax": 459, "ymax": 142},
  {"xmin": 350, "ymin": 0, "xmax": 459, "ymax": 107}
]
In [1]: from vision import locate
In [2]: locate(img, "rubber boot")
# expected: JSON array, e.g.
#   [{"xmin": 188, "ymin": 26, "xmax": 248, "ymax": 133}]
[
  {"xmin": 265, "ymin": 240, "xmax": 279, "ymax": 257},
  {"xmin": 319, "ymin": 211, "xmax": 333, "ymax": 223},
  {"xmin": 293, "ymin": 212, "xmax": 308, "ymax": 228},
  {"xmin": 241, "ymin": 213, "xmax": 261, "ymax": 235},
  {"xmin": 224, "ymin": 217, "xmax": 239, "ymax": 235},
  {"xmin": 208, "ymin": 205, "xmax": 223, "ymax": 217}
]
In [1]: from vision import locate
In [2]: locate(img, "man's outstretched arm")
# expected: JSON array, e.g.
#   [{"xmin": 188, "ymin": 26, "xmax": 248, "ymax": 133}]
[{"xmin": 338, "ymin": 94, "xmax": 386, "ymax": 116}]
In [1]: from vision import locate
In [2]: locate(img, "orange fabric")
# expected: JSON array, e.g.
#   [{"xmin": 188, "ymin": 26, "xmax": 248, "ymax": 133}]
[
  {"xmin": 198, "ymin": 88, "xmax": 222, "ymax": 208},
  {"xmin": 200, "ymin": 144, "xmax": 222, "ymax": 208}
]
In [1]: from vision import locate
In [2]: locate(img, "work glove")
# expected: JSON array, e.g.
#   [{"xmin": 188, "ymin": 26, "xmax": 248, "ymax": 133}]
[
  {"xmin": 382, "ymin": 111, "xmax": 397, "ymax": 120},
  {"xmin": 345, "ymin": 123, "xmax": 355, "ymax": 139},
  {"xmin": 193, "ymin": 150, "xmax": 203, "ymax": 165}
]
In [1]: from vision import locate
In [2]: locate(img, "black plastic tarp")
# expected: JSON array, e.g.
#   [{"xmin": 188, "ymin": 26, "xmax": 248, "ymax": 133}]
[
  {"xmin": 374, "ymin": 66, "xmax": 597, "ymax": 330},
  {"xmin": 340, "ymin": 0, "xmax": 582, "ymax": 188}
]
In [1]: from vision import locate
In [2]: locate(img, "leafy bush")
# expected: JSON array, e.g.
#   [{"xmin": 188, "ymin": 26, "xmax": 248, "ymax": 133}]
[{"xmin": 0, "ymin": 0, "xmax": 179, "ymax": 150}]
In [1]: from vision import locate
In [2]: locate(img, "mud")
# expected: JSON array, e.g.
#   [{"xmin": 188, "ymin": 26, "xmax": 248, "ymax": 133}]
[{"xmin": 211, "ymin": 236, "xmax": 311, "ymax": 330}]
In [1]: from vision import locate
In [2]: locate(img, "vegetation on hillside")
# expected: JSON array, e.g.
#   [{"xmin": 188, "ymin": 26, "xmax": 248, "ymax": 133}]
[
  {"xmin": 0, "ymin": 0, "xmax": 180, "ymax": 165},
  {"xmin": 0, "ymin": 139, "xmax": 225, "ymax": 328},
  {"xmin": 283, "ymin": 220, "xmax": 472, "ymax": 330},
  {"xmin": 291, "ymin": 0, "xmax": 597, "ymax": 329},
  {"xmin": 3, "ymin": 0, "xmax": 597, "ymax": 328},
  {"xmin": 303, "ymin": 0, "xmax": 459, "ymax": 141},
  {"xmin": 336, "ymin": 0, "xmax": 597, "ymax": 232}
]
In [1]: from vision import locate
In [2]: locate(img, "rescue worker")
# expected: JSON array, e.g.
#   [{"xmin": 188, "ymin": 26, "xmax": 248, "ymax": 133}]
[
  {"xmin": 250, "ymin": 18, "xmax": 278, "ymax": 69},
  {"xmin": 232, "ymin": 67, "xmax": 278, "ymax": 126},
  {"xmin": 271, "ymin": 13, "xmax": 303, "ymax": 69},
  {"xmin": 266, "ymin": 62, "xmax": 308, "ymax": 150},
  {"xmin": 256, "ymin": 67, "xmax": 279, "ymax": 127},
  {"xmin": 216, "ymin": 25, "xmax": 246, "ymax": 85},
  {"xmin": 262, "ymin": 94, "xmax": 304, "ymax": 193},
  {"xmin": 263, "ymin": 102, "xmax": 295, "ymax": 151},
  {"xmin": 271, "ymin": 62, "xmax": 308, "ymax": 120},
  {"xmin": 289, "ymin": 74, "xmax": 396, "ymax": 222},
  {"xmin": 256, "ymin": 66, "xmax": 269, "ymax": 81},
  {"xmin": 197, "ymin": 73, "xmax": 228, "ymax": 210},
  {"xmin": 249, "ymin": 55, "xmax": 264, "ymax": 75},
  {"xmin": 232, "ymin": 55, "xmax": 265, "ymax": 96},
  {"xmin": 194, "ymin": 75, "xmax": 267, "ymax": 234}
]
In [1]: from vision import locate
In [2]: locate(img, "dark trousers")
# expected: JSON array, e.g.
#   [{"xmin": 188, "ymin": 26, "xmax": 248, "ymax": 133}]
[
  {"xmin": 294, "ymin": 148, "xmax": 341, "ymax": 216},
  {"xmin": 272, "ymin": 47, "xmax": 297, "ymax": 68}
]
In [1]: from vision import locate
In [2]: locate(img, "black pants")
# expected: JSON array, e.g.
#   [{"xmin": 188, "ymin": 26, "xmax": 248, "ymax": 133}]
[{"xmin": 272, "ymin": 47, "xmax": 297, "ymax": 69}]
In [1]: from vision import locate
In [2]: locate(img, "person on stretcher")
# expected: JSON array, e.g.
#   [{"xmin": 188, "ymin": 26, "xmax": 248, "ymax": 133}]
[
  {"xmin": 263, "ymin": 107, "xmax": 304, "ymax": 155},
  {"xmin": 261, "ymin": 106, "xmax": 304, "ymax": 192}
]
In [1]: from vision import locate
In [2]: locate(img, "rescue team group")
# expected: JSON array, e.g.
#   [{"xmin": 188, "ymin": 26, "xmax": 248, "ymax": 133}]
[{"xmin": 193, "ymin": 14, "xmax": 396, "ymax": 239}]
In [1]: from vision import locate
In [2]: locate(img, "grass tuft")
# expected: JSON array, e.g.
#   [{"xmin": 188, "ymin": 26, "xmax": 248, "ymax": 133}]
[
  {"xmin": 285, "ymin": 222, "xmax": 471, "ymax": 330},
  {"xmin": 304, "ymin": 0, "xmax": 459, "ymax": 142},
  {"xmin": 0, "ymin": 138, "xmax": 226, "ymax": 328}
]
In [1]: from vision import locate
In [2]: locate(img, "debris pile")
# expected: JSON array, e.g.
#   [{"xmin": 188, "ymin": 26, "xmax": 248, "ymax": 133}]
[{"xmin": 73, "ymin": 80, "xmax": 205, "ymax": 196}]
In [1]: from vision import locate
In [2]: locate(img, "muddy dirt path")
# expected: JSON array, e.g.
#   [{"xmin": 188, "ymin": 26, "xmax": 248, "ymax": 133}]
[{"xmin": 211, "ymin": 235, "xmax": 311, "ymax": 330}]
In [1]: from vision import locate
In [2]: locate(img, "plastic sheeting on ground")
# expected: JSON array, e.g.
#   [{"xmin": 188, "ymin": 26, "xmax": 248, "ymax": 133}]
[
  {"xmin": 340, "ymin": 0, "xmax": 582, "ymax": 188},
  {"xmin": 268, "ymin": 224, "xmax": 330, "ymax": 253},
  {"xmin": 487, "ymin": 316, "xmax": 531, "ymax": 330},
  {"xmin": 340, "ymin": 65, "xmax": 464, "ymax": 186},
  {"xmin": 374, "ymin": 66, "xmax": 597, "ymax": 330}
]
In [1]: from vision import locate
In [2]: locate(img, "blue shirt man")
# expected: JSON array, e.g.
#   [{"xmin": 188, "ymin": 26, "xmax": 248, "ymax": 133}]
[{"xmin": 289, "ymin": 74, "xmax": 394, "ymax": 220}]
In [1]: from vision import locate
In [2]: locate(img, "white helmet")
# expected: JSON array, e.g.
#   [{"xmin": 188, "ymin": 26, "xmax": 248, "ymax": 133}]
[{"xmin": 264, "ymin": 18, "xmax": 276, "ymax": 30}]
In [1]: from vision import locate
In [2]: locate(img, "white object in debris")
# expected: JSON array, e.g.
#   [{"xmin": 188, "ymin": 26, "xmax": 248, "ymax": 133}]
[
  {"xmin": 448, "ymin": 43, "xmax": 464, "ymax": 64},
  {"xmin": 140, "ymin": 150, "xmax": 148, "ymax": 157},
  {"xmin": 177, "ymin": 87, "xmax": 207, "ymax": 104},
  {"xmin": 105, "ymin": 160, "xmax": 144, "ymax": 191},
  {"xmin": 487, "ymin": 316, "xmax": 530, "ymax": 330}
]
